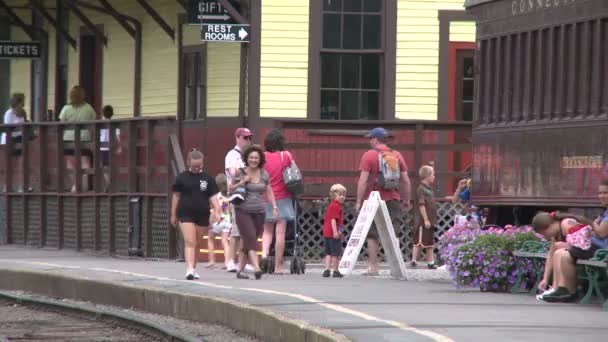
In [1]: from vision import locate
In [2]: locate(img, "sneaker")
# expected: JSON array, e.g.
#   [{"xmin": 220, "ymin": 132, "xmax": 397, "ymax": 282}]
[
  {"xmin": 193, "ymin": 271, "xmax": 200, "ymax": 279},
  {"xmin": 236, "ymin": 272, "xmax": 249, "ymax": 280},
  {"xmin": 332, "ymin": 270, "xmax": 343, "ymax": 278},
  {"xmin": 539, "ymin": 287, "xmax": 576, "ymax": 303},
  {"xmin": 409, "ymin": 261, "xmax": 418, "ymax": 268},
  {"xmin": 226, "ymin": 261, "xmax": 237, "ymax": 273},
  {"xmin": 322, "ymin": 269, "xmax": 331, "ymax": 278},
  {"xmin": 185, "ymin": 271, "xmax": 194, "ymax": 280},
  {"xmin": 536, "ymin": 287, "xmax": 555, "ymax": 301},
  {"xmin": 245, "ymin": 264, "xmax": 255, "ymax": 273},
  {"xmin": 427, "ymin": 262, "xmax": 437, "ymax": 270}
]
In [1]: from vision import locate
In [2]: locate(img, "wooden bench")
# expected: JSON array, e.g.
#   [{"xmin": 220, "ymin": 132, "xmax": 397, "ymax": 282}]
[{"xmin": 512, "ymin": 241, "xmax": 608, "ymax": 310}]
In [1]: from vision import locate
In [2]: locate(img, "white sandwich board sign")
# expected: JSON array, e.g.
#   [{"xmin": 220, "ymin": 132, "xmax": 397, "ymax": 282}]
[{"xmin": 338, "ymin": 191, "xmax": 407, "ymax": 279}]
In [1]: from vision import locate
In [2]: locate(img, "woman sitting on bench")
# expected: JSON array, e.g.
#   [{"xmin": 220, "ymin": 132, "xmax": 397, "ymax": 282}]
[{"xmin": 532, "ymin": 180, "xmax": 608, "ymax": 302}]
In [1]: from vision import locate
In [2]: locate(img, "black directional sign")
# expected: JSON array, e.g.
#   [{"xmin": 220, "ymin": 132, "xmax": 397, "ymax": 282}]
[
  {"xmin": 187, "ymin": 0, "xmax": 241, "ymax": 25},
  {"xmin": 201, "ymin": 24, "xmax": 250, "ymax": 43},
  {"xmin": 0, "ymin": 41, "xmax": 41, "ymax": 59}
]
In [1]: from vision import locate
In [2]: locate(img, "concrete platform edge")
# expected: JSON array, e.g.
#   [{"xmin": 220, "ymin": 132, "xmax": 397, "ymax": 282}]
[{"xmin": 0, "ymin": 268, "xmax": 351, "ymax": 342}]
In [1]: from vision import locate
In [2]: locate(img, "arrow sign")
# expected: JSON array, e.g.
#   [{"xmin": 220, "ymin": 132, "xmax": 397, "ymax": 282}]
[
  {"xmin": 199, "ymin": 14, "xmax": 230, "ymax": 21},
  {"xmin": 238, "ymin": 27, "xmax": 248, "ymax": 40},
  {"xmin": 201, "ymin": 24, "xmax": 250, "ymax": 43},
  {"xmin": 187, "ymin": 0, "xmax": 240, "ymax": 25}
]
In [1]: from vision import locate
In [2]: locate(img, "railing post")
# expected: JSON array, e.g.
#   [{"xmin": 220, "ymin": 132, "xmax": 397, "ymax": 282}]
[
  {"xmin": 39, "ymin": 124, "xmax": 47, "ymax": 248},
  {"xmin": 20, "ymin": 124, "xmax": 29, "ymax": 245},
  {"xmin": 144, "ymin": 119, "xmax": 154, "ymax": 257},
  {"xmin": 3, "ymin": 126, "xmax": 12, "ymax": 244},
  {"xmin": 74, "ymin": 125, "xmax": 82, "ymax": 250},
  {"xmin": 93, "ymin": 122, "xmax": 101, "ymax": 251},
  {"xmin": 56, "ymin": 124, "xmax": 64, "ymax": 249}
]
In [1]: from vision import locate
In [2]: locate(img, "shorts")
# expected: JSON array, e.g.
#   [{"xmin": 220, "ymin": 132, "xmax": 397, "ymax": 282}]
[
  {"xmin": 178, "ymin": 214, "xmax": 210, "ymax": 227},
  {"xmin": 324, "ymin": 238, "xmax": 342, "ymax": 257},
  {"xmin": 100, "ymin": 150, "xmax": 110, "ymax": 166},
  {"xmin": 568, "ymin": 245, "xmax": 600, "ymax": 261},
  {"xmin": 413, "ymin": 225, "xmax": 436, "ymax": 248},
  {"xmin": 211, "ymin": 219, "xmax": 231, "ymax": 235},
  {"xmin": 368, "ymin": 200, "xmax": 402, "ymax": 240},
  {"xmin": 265, "ymin": 198, "xmax": 296, "ymax": 222}
]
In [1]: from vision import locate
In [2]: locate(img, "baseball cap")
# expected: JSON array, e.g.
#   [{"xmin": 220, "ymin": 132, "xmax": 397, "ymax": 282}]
[
  {"xmin": 365, "ymin": 127, "xmax": 388, "ymax": 139},
  {"xmin": 235, "ymin": 127, "xmax": 253, "ymax": 137}
]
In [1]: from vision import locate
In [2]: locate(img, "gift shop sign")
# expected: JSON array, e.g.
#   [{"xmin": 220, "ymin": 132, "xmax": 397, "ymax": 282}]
[
  {"xmin": 187, "ymin": 0, "xmax": 241, "ymax": 24},
  {"xmin": 338, "ymin": 191, "xmax": 407, "ymax": 279},
  {"xmin": 0, "ymin": 41, "xmax": 41, "ymax": 59}
]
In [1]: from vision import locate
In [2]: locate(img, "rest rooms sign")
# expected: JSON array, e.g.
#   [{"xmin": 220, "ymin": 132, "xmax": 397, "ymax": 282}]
[
  {"xmin": 0, "ymin": 41, "xmax": 41, "ymax": 59},
  {"xmin": 201, "ymin": 24, "xmax": 250, "ymax": 42},
  {"xmin": 187, "ymin": 0, "xmax": 240, "ymax": 24}
]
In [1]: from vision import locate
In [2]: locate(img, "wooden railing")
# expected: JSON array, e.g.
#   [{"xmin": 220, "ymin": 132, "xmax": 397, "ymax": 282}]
[
  {"xmin": 272, "ymin": 119, "xmax": 473, "ymax": 199},
  {"xmin": 0, "ymin": 117, "xmax": 177, "ymax": 258}
]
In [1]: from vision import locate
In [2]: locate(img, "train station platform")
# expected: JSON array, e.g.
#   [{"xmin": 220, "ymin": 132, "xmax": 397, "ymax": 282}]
[{"xmin": 0, "ymin": 246, "xmax": 606, "ymax": 342}]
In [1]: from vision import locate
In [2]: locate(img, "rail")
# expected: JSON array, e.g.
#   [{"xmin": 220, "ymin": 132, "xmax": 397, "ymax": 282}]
[{"xmin": 0, "ymin": 117, "xmax": 177, "ymax": 258}]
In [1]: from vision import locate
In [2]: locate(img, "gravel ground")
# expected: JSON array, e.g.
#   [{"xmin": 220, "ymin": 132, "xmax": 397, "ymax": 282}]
[
  {"xmin": 2, "ymin": 290, "xmax": 260, "ymax": 342},
  {"xmin": 0, "ymin": 299, "xmax": 162, "ymax": 341}
]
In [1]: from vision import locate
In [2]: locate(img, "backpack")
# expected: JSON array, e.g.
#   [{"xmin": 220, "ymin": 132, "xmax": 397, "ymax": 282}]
[
  {"xmin": 375, "ymin": 148, "xmax": 400, "ymax": 190},
  {"xmin": 280, "ymin": 151, "xmax": 304, "ymax": 195}
]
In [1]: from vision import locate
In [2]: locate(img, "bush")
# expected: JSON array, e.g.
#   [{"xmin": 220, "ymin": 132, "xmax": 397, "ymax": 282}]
[{"xmin": 439, "ymin": 223, "xmax": 544, "ymax": 292}]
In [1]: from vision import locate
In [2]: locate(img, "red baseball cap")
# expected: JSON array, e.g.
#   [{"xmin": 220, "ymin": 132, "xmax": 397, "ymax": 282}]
[{"xmin": 234, "ymin": 127, "xmax": 253, "ymax": 137}]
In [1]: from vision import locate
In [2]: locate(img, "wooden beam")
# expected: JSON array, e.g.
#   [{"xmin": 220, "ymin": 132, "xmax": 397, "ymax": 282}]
[
  {"xmin": 0, "ymin": 0, "xmax": 35, "ymax": 39},
  {"xmin": 135, "ymin": 0, "xmax": 174, "ymax": 40},
  {"xmin": 216, "ymin": 0, "xmax": 248, "ymax": 25},
  {"xmin": 30, "ymin": 0, "xmax": 77, "ymax": 49},
  {"xmin": 176, "ymin": 0, "xmax": 186, "ymax": 10},
  {"xmin": 97, "ymin": 0, "xmax": 136, "ymax": 38},
  {"xmin": 63, "ymin": 0, "xmax": 108, "ymax": 46}
]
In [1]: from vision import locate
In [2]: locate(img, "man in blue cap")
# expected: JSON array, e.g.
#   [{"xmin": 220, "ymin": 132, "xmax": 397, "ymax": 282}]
[{"xmin": 356, "ymin": 127, "xmax": 411, "ymax": 276}]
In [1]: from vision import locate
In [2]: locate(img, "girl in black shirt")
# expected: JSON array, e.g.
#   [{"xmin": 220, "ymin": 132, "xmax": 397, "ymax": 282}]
[{"xmin": 171, "ymin": 149, "xmax": 222, "ymax": 280}]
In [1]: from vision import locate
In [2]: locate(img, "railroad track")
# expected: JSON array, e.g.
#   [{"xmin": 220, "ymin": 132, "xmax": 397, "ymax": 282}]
[{"xmin": 0, "ymin": 290, "xmax": 199, "ymax": 342}]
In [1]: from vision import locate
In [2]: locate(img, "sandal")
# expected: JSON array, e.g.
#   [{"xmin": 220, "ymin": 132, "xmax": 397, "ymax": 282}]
[
  {"xmin": 236, "ymin": 272, "xmax": 249, "ymax": 279},
  {"xmin": 205, "ymin": 263, "xmax": 217, "ymax": 269}
]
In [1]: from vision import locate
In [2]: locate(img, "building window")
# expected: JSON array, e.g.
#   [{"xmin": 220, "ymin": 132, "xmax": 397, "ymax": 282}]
[
  {"xmin": 181, "ymin": 45, "xmax": 207, "ymax": 120},
  {"xmin": 320, "ymin": 0, "xmax": 383, "ymax": 120},
  {"xmin": 455, "ymin": 50, "xmax": 475, "ymax": 121}
]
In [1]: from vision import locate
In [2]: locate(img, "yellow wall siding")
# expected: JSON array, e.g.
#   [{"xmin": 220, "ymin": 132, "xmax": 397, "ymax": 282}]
[
  {"xmin": 260, "ymin": 0, "xmax": 309, "ymax": 118},
  {"xmin": 66, "ymin": 0, "xmax": 181, "ymax": 118},
  {"xmin": 395, "ymin": 0, "xmax": 475, "ymax": 120},
  {"xmin": 450, "ymin": 21, "xmax": 476, "ymax": 42},
  {"xmin": 44, "ymin": 18, "xmax": 56, "ymax": 112},
  {"xmin": 206, "ymin": 43, "xmax": 240, "ymax": 117}
]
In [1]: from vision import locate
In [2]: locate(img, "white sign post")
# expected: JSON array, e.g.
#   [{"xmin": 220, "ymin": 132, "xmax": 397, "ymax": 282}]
[{"xmin": 338, "ymin": 191, "xmax": 407, "ymax": 279}]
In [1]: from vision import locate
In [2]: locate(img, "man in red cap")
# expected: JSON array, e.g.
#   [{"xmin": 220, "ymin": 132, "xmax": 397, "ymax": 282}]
[
  {"xmin": 224, "ymin": 127, "xmax": 254, "ymax": 272},
  {"xmin": 356, "ymin": 127, "xmax": 411, "ymax": 276}
]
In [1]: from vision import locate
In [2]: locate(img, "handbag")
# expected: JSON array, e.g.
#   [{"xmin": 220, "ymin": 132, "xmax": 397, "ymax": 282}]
[{"xmin": 280, "ymin": 151, "xmax": 304, "ymax": 195}]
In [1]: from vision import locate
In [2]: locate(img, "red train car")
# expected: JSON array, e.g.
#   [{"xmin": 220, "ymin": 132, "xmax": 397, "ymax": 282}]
[{"xmin": 465, "ymin": 0, "xmax": 608, "ymax": 222}]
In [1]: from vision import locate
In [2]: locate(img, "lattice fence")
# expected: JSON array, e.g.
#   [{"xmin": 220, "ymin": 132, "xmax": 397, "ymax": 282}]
[{"xmin": 296, "ymin": 200, "xmax": 465, "ymax": 262}]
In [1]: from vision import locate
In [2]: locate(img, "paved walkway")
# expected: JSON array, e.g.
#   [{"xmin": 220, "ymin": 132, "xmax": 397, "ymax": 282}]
[{"xmin": 0, "ymin": 246, "xmax": 606, "ymax": 342}]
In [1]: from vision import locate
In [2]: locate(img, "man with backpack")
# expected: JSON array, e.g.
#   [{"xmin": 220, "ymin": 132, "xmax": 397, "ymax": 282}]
[{"xmin": 356, "ymin": 127, "xmax": 411, "ymax": 276}]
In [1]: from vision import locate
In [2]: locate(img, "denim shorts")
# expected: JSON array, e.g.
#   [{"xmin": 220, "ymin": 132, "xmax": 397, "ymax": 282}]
[{"xmin": 265, "ymin": 198, "xmax": 296, "ymax": 222}]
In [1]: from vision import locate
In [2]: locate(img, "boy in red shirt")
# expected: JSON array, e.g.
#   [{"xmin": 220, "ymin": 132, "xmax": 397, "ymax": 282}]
[{"xmin": 323, "ymin": 184, "xmax": 347, "ymax": 278}]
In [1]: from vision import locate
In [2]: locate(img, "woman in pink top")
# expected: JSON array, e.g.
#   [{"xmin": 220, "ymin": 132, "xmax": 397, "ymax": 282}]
[{"xmin": 262, "ymin": 129, "xmax": 296, "ymax": 274}]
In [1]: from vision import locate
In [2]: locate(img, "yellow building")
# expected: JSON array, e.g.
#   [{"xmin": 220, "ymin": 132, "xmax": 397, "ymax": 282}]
[{"xmin": 0, "ymin": 0, "xmax": 475, "ymax": 123}]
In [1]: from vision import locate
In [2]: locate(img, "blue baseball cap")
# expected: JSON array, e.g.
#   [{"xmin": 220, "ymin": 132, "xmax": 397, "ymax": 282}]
[{"xmin": 365, "ymin": 127, "xmax": 388, "ymax": 139}]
